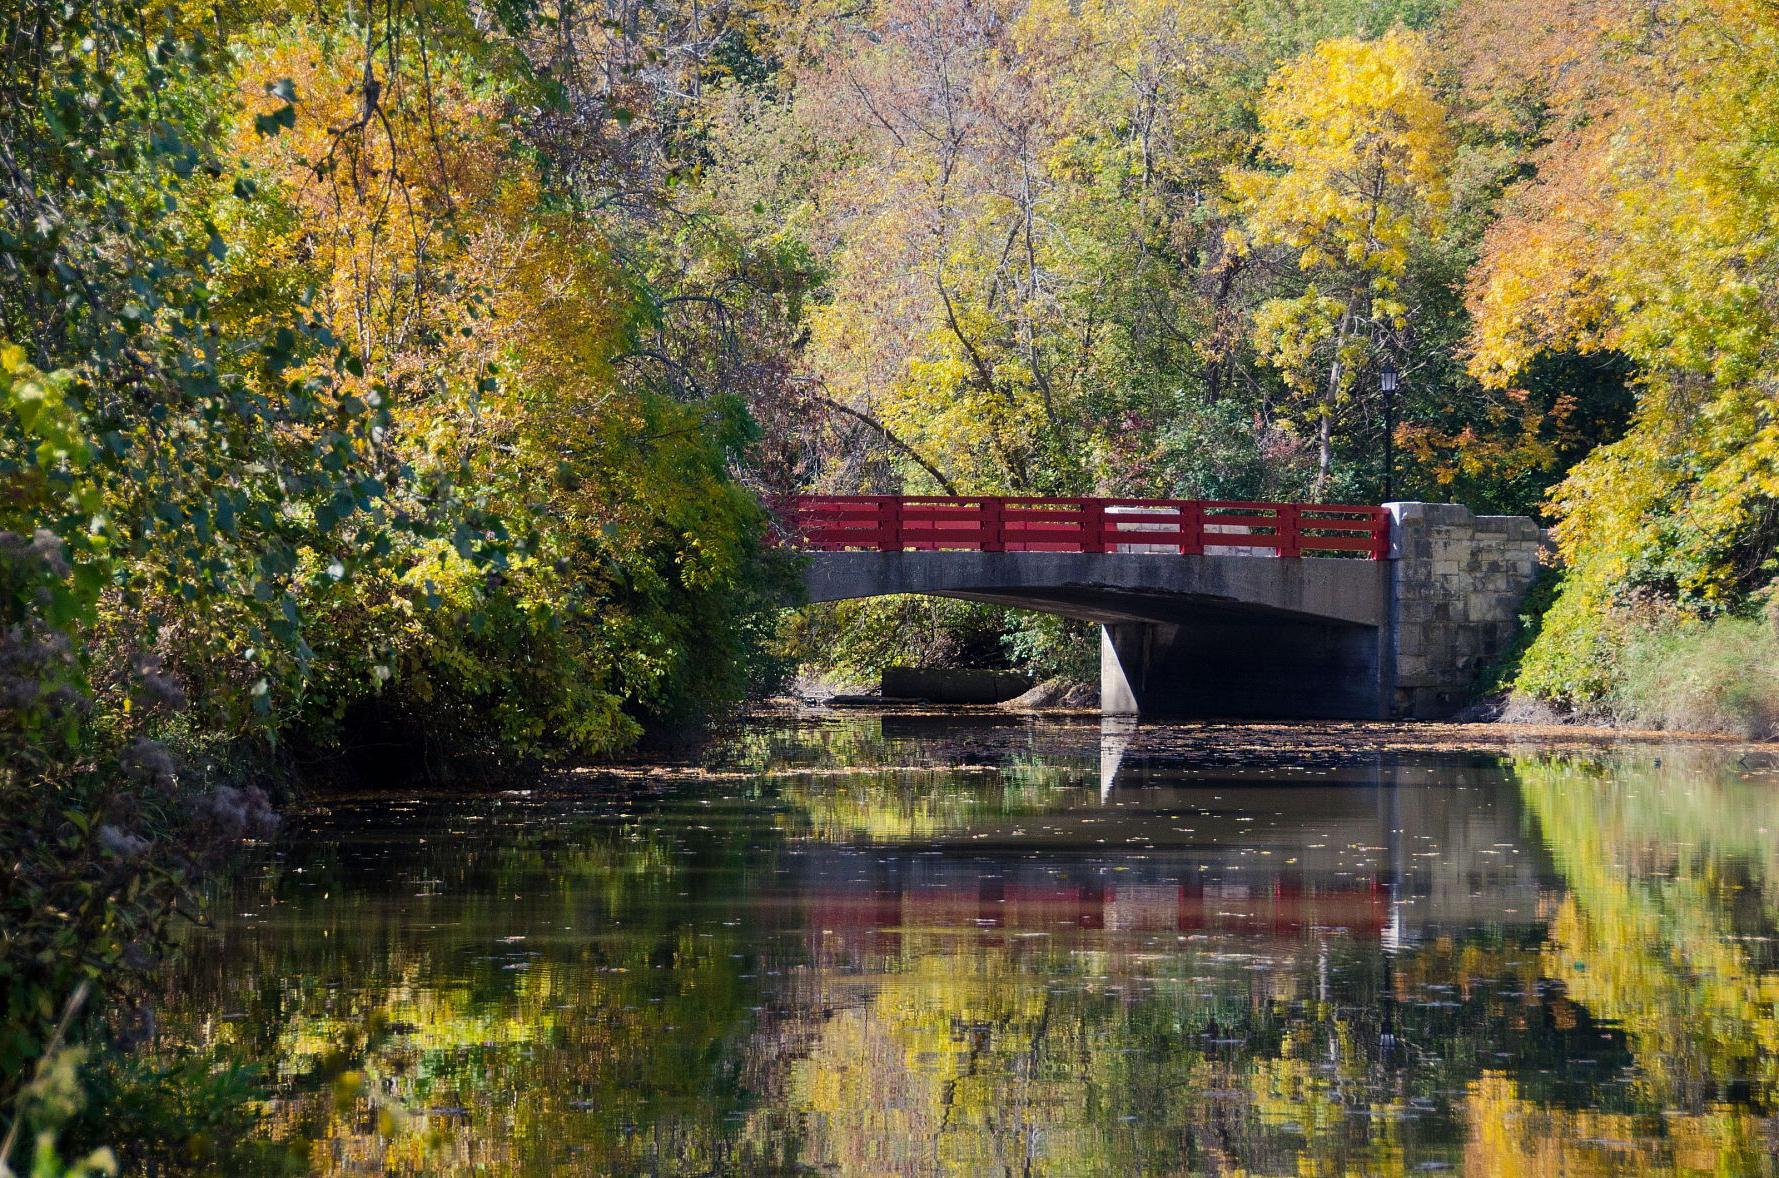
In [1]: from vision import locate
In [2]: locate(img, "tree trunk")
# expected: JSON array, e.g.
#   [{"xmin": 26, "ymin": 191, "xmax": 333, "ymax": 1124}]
[{"xmin": 1316, "ymin": 304, "xmax": 1356, "ymax": 499}]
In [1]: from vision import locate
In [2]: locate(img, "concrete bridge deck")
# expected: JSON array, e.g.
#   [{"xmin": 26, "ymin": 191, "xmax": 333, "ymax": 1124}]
[{"xmin": 804, "ymin": 550, "xmax": 1387, "ymax": 627}]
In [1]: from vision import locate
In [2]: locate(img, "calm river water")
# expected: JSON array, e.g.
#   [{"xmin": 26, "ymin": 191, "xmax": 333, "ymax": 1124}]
[{"xmin": 167, "ymin": 713, "xmax": 1779, "ymax": 1175}]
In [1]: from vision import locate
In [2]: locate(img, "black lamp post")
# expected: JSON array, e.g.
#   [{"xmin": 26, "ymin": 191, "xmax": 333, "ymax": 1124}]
[{"xmin": 1380, "ymin": 359, "xmax": 1398, "ymax": 502}]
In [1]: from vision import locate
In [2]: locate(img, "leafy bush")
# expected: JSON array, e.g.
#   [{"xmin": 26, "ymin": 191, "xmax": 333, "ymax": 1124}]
[
  {"xmin": 1001, "ymin": 614, "xmax": 1099, "ymax": 686},
  {"xmin": 780, "ymin": 599, "xmax": 1100, "ymax": 692},
  {"xmin": 779, "ymin": 597, "xmax": 1013, "ymax": 687},
  {"xmin": 1514, "ymin": 583, "xmax": 1779, "ymax": 737}
]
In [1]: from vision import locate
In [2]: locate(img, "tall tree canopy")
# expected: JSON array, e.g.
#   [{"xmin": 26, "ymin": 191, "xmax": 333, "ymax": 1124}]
[{"xmin": 1228, "ymin": 29, "xmax": 1454, "ymax": 495}]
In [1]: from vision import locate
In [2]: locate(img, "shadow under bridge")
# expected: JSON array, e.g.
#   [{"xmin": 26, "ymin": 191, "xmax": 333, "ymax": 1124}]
[{"xmin": 802, "ymin": 547, "xmax": 1393, "ymax": 721}]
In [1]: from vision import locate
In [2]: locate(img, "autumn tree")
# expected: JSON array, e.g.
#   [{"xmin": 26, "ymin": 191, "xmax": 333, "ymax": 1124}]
[
  {"xmin": 1461, "ymin": 0, "xmax": 1779, "ymax": 707},
  {"xmin": 227, "ymin": 9, "xmax": 789, "ymax": 758},
  {"xmin": 1227, "ymin": 29, "xmax": 1454, "ymax": 497}
]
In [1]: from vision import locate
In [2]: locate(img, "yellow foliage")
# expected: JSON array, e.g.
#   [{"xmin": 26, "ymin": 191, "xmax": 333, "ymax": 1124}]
[
  {"xmin": 1461, "ymin": 1072, "xmax": 1770, "ymax": 1177},
  {"xmin": 1226, "ymin": 29, "xmax": 1453, "ymax": 488},
  {"xmin": 1228, "ymin": 29, "xmax": 1452, "ymax": 289},
  {"xmin": 1472, "ymin": 0, "xmax": 1779, "ymax": 705}
]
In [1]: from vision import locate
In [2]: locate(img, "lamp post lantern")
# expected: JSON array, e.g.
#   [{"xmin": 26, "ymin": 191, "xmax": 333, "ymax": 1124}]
[{"xmin": 1380, "ymin": 359, "xmax": 1398, "ymax": 502}]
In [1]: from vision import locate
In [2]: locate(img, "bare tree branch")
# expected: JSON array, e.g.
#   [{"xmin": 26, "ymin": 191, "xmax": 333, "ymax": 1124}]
[{"xmin": 805, "ymin": 386, "xmax": 959, "ymax": 495}]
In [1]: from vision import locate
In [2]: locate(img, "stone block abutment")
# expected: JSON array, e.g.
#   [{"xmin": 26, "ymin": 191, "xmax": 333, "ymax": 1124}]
[{"xmin": 1383, "ymin": 501, "xmax": 1545, "ymax": 718}]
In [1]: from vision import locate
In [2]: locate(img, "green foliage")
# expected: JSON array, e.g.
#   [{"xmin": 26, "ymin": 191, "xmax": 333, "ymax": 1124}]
[
  {"xmin": 1000, "ymin": 615, "xmax": 1098, "ymax": 686},
  {"xmin": 1471, "ymin": 564, "xmax": 1561, "ymax": 699},
  {"xmin": 781, "ymin": 598, "xmax": 1014, "ymax": 686},
  {"xmin": 781, "ymin": 599, "xmax": 1096, "ymax": 690},
  {"xmin": 1, "ymin": 0, "xmax": 795, "ymax": 1166},
  {"xmin": 1, "ymin": 0, "xmax": 345, "ymax": 1161},
  {"xmin": 1508, "ymin": 576, "xmax": 1625, "ymax": 709},
  {"xmin": 1515, "ymin": 584, "xmax": 1779, "ymax": 737},
  {"xmin": 68, "ymin": 1052, "xmax": 297, "ymax": 1175},
  {"xmin": 1250, "ymin": 0, "xmax": 1455, "ymax": 45},
  {"xmin": 17, "ymin": 1133, "xmax": 116, "ymax": 1178}
]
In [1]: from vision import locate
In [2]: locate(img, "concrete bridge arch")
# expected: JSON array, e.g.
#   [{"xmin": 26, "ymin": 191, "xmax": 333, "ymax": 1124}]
[{"xmin": 800, "ymin": 502, "xmax": 1546, "ymax": 720}]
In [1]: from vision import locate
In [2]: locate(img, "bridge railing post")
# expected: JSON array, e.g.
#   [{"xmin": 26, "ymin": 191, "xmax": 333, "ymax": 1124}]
[
  {"xmin": 1083, "ymin": 499, "xmax": 1104, "ymax": 554},
  {"xmin": 1277, "ymin": 504, "xmax": 1301, "ymax": 558},
  {"xmin": 878, "ymin": 497, "xmax": 900, "ymax": 552},
  {"xmin": 981, "ymin": 497, "xmax": 1004, "ymax": 552},
  {"xmin": 1180, "ymin": 501, "xmax": 1202, "ymax": 556}
]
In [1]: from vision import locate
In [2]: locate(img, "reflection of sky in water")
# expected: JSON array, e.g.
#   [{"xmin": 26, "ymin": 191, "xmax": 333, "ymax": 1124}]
[{"xmin": 163, "ymin": 715, "xmax": 1779, "ymax": 1175}]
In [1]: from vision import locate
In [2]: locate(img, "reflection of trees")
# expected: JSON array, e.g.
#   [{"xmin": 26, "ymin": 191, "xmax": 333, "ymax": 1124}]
[
  {"xmin": 163, "ymin": 799, "xmax": 796, "ymax": 1174},
  {"xmin": 763, "ymin": 937, "xmax": 1309, "ymax": 1175},
  {"xmin": 1516, "ymin": 753, "xmax": 1779, "ymax": 1107},
  {"xmin": 1462, "ymin": 1073, "xmax": 1775, "ymax": 1177},
  {"xmin": 714, "ymin": 714, "xmax": 1099, "ymax": 778},
  {"xmin": 157, "ymin": 727, "xmax": 1779, "ymax": 1175},
  {"xmin": 773, "ymin": 763, "xmax": 1090, "ymax": 842},
  {"xmin": 1477, "ymin": 752, "xmax": 1779, "ymax": 1175},
  {"xmin": 750, "ymin": 930, "xmax": 1622, "ymax": 1176}
]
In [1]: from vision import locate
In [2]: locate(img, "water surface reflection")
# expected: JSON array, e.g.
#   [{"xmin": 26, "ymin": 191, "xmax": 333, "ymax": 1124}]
[{"xmin": 166, "ymin": 715, "xmax": 1779, "ymax": 1174}]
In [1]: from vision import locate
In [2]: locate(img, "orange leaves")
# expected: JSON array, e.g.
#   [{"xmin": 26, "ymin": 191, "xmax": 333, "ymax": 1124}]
[
  {"xmin": 1464, "ymin": 0, "xmax": 1779, "ymax": 391},
  {"xmin": 234, "ymin": 27, "xmax": 528, "ymax": 382},
  {"xmin": 1466, "ymin": 210, "xmax": 1616, "ymax": 388},
  {"xmin": 1464, "ymin": 0, "xmax": 1779, "ymax": 667},
  {"xmin": 1397, "ymin": 405, "xmax": 1557, "ymax": 490},
  {"xmin": 228, "ymin": 21, "xmax": 638, "ymax": 483}
]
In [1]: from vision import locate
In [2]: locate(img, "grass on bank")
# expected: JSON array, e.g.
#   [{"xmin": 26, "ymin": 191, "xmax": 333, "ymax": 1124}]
[
  {"xmin": 1610, "ymin": 611, "xmax": 1779, "ymax": 739},
  {"xmin": 1503, "ymin": 583, "xmax": 1779, "ymax": 740}
]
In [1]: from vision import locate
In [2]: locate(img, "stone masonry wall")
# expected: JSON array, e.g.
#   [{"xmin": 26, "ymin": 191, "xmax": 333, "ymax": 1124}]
[{"xmin": 1387, "ymin": 502, "xmax": 1547, "ymax": 718}]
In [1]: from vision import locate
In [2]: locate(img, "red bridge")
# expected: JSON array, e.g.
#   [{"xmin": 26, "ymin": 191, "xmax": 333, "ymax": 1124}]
[
  {"xmin": 787, "ymin": 497, "xmax": 1545, "ymax": 721},
  {"xmin": 785, "ymin": 495, "xmax": 1389, "ymax": 559}
]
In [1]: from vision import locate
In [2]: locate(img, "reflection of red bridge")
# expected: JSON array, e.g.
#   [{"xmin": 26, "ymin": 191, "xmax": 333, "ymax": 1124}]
[
  {"xmin": 787, "ymin": 496, "xmax": 1390, "ymax": 559},
  {"xmin": 800, "ymin": 878, "xmax": 1388, "ymax": 940}
]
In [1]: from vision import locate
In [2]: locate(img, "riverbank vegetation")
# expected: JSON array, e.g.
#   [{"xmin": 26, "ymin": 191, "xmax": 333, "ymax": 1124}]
[
  {"xmin": 4, "ymin": 0, "xmax": 1779, "ymax": 1168},
  {"xmin": 2, "ymin": 0, "xmax": 794, "ymax": 1165}
]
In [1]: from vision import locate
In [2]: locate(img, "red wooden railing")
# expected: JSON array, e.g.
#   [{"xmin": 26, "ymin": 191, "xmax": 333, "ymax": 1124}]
[{"xmin": 785, "ymin": 496, "xmax": 1389, "ymax": 559}]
